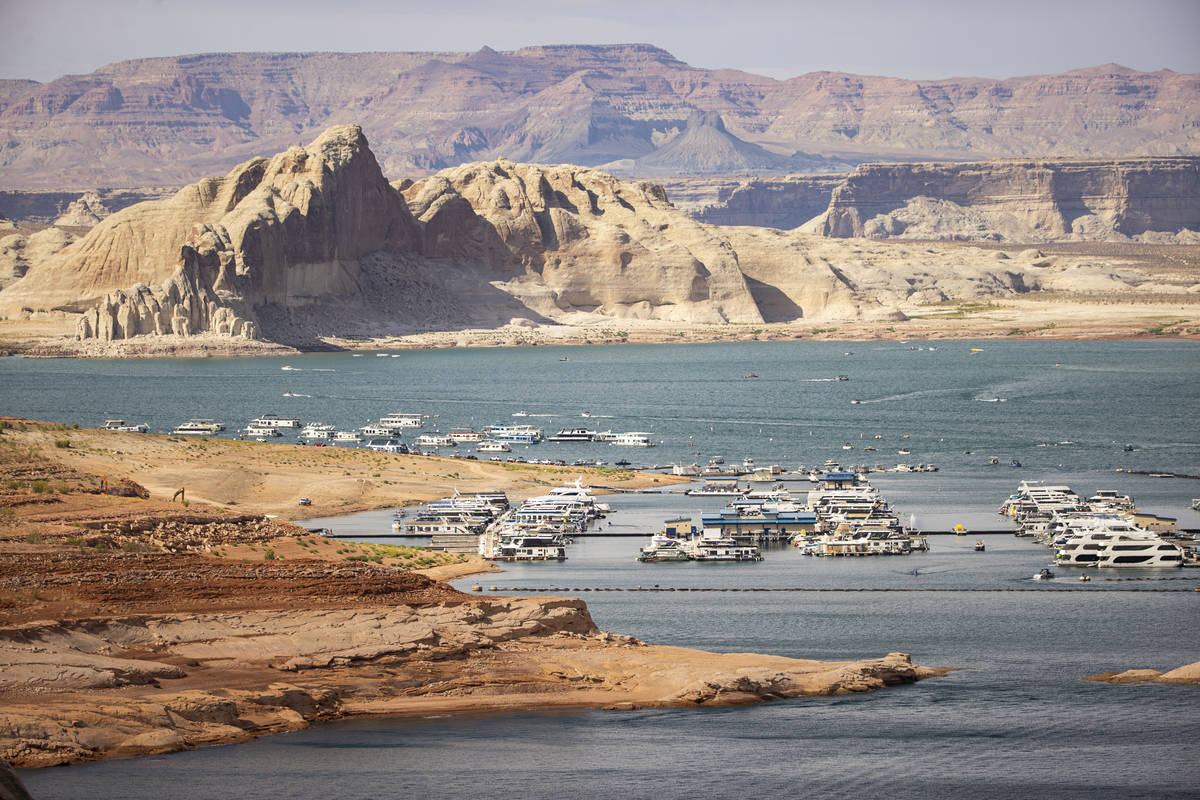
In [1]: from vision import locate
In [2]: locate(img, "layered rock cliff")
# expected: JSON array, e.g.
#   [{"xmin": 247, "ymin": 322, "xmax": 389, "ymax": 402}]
[
  {"xmin": 808, "ymin": 158, "xmax": 1200, "ymax": 242},
  {"xmin": 686, "ymin": 158, "xmax": 1200, "ymax": 243},
  {"xmin": 0, "ymin": 49, "xmax": 1195, "ymax": 188}
]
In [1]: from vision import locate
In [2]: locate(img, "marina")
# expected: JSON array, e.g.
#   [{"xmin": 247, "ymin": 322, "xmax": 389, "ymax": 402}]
[{"xmin": 10, "ymin": 339, "xmax": 1199, "ymax": 800}]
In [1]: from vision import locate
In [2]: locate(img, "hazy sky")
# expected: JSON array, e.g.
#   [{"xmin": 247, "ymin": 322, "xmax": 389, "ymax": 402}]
[{"xmin": 1, "ymin": 0, "xmax": 1197, "ymax": 83}]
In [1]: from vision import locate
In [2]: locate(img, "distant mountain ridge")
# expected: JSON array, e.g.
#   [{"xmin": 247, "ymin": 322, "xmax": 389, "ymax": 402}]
[{"xmin": 0, "ymin": 46, "xmax": 1197, "ymax": 188}]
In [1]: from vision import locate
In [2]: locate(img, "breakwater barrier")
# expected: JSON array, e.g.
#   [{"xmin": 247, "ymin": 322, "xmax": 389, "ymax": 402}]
[{"xmin": 474, "ymin": 584, "xmax": 1200, "ymax": 593}]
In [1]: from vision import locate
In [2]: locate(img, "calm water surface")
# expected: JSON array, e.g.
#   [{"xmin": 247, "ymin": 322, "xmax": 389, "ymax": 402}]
[{"xmin": 9, "ymin": 340, "xmax": 1200, "ymax": 799}]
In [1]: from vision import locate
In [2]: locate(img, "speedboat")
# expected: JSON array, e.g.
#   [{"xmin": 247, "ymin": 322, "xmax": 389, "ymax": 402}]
[
  {"xmin": 1034, "ymin": 568, "xmax": 1054, "ymax": 580},
  {"xmin": 974, "ymin": 541, "xmax": 986, "ymax": 551}
]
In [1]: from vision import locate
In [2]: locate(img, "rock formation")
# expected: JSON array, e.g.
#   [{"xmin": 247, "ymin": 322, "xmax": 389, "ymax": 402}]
[
  {"xmin": 0, "ymin": 49, "xmax": 1195, "ymax": 188},
  {"xmin": 1, "ymin": 124, "xmax": 424, "ymax": 344},
  {"xmin": 53, "ymin": 191, "xmax": 111, "ymax": 227},
  {"xmin": 404, "ymin": 159, "xmax": 764, "ymax": 323},
  {"xmin": 805, "ymin": 158, "xmax": 1200, "ymax": 242},
  {"xmin": 1087, "ymin": 660, "xmax": 1200, "ymax": 685},
  {"xmin": 0, "ymin": 127, "xmax": 1184, "ymax": 350},
  {"xmin": 0, "ymin": 228, "xmax": 75, "ymax": 290}
]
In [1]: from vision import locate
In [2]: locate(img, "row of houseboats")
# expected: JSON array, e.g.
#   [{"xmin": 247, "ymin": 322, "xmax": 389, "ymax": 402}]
[
  {"xmin": 638, "ymin": 469, "xmax": 929, "ymax": 562},
  {"xmin": 1000, "ymin": 481, "xmax": 1192, "ymax": 568},
  {"xmin": 150, "ymin": 413, "xmax": 657, "ymax": 449},
  {"xmin": 396, "ymin": 479, "xmax": 612, "ymax": 561}
]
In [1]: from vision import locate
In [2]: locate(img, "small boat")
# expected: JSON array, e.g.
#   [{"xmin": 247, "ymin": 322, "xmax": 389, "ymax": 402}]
[
  {"xmin": 1010, "ymin": 459, "xmax": 1022, "ymax": 468},
  {"xmin": 987, "ymin": 457, "xmax": 1000, "ymax": 465},
  {"xmin": 1034, "ymin": 568, "xmax": 1055, "ymax": 580},
  {"xmin": 974, "ymin": 541, "xmax": 986, "ymax": 552},
  {"xmin": 897, "ymin": 449, "xmax": 911, "ymax": 455},
  {"xmin": 835, "ymin": 375, "xmax": 849, "ymax": 381},
  {"xmin": 851, "ymin": 399, "xmax": 862, "ymax": 405},
  {"xmin": 742, "ymin": 373, "xmax": 758, "ymax": 379},
  {"xmin": 842, "ymin": 444, "xmax": 853, "ymax": 450}
]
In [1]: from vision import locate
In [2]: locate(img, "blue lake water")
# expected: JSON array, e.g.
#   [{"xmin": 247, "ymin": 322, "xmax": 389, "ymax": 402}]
[{"xmin": 9, "ymin": 339, "xmax": 1200, "ymax": 799}]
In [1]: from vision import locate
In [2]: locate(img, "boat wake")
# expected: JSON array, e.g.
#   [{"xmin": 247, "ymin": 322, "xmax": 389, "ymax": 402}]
[{"xmin": 857, "ymin": 388, "xmax": 959, "ymax": 404}]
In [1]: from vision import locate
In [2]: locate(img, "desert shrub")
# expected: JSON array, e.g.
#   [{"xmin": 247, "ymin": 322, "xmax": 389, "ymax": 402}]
[{"xmin": 24, "ymin": 532, "xmax": 43, "ymax": 544}]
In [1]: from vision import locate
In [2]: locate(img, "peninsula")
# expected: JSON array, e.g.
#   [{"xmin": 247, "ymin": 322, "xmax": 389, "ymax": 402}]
[{"xmin": 0, "ymin": 420, "xmax": 948, "ymax": 768}]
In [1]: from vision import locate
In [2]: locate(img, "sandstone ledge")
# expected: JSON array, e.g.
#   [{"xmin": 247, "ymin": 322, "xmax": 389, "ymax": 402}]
[
  {"xmin": 1087, "ymin": 660, "xmax": 1200, "ymax": 685},
  {"xmin": 0, "ymin": 602, "xmax": 949, "ymax": 768}
]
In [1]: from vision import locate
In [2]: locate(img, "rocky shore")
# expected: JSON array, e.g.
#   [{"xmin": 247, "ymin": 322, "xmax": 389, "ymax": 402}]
[{"xmin": 0, "ymin": 595, "xmax": 946, "ymax": 768}]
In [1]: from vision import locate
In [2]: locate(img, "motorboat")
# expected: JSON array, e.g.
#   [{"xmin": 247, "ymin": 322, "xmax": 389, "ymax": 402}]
[
  {"xmin": 171, "ymin": 418, "xmax": 224, "ymax": 435},
  {"xmin": 547, "ymin": 428, "xmax": 597, "ymax": 442},
  {"xmin": 299, "ymin": 423, "xmax": 335, "ymax": 439},
  {"xmin": 378, "ymin": 413, "xmax": 423, "ymax": 429},
  {"xmin": 637, "ymin": 534, "xmax": 691, "ymax": 562},
  {"xmin": 101, "ymin": 420, "xmax": 149, "ymax": 433},
  {"xmin": 415, "ymin": 433, "xmax": 455, "ymax": 447},
  {"xmin": 610, "ymin": 432, "xmax": 655, "ymax": 447},
  {"xmin": 249, "ymin": 414, "xmax": 301, "ymax": 428},
  {"xmin": 1034, "ymin": 568, "xmax": 1055, "ymax": 580},
  {"xmin": 242, "ymin": 425, "xmax": 282, "ymax": 439},
  {"xmin": 684, "ymin": 530, "xmax": 762, "ymax": 562},
  {"xmin": 686, "ymin": 479, "xmax": 744, "ymax": 497},
  {"xmin": 491, "ymin": 534, "xmax": 567, "ymax": 561},
  {"xmin": 490, "ymin": 427, "xmax": 543, "ymax": 443},
  {"xmin": 1055, "ymin": 522, "xmax": 1184, "ymax": 568},
  {"xmin": 974, "ymin": 541, "xmax": 986, "ymax": 551}
]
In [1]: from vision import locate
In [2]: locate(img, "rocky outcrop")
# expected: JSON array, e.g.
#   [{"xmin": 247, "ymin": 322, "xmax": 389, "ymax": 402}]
[
  {"xmin": 0, "ymin": 50, "xmax": 1196, "ymax": 188},
  {"xmin": 806, "ymin": 158, "xmax": 1200, "ymax": 242},
  {"xmin": 1087, "ymin": 660, "xmax": 1200, "ymax": 685},
  {"xmin": 404, "ymin": 159, "xmax": 764, "ymax": 323},
  {"xmin": 0, "ymin": 604, "xmax": 946, "ymax": 767},
  {"xmin": 0, "ymin": 227, "xmax": 75, "ymax": 290},
  {"xmin": 2, "ymin": 124, "xmax": 424, "ymax": 344},
  {"xmin": 53, "ymin": 191, "xmax": 110, "ymax": 227}
]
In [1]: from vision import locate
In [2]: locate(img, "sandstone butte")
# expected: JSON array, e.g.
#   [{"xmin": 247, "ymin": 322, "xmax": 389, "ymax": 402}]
[
  {"xmin": 1, "ymin": 124, "xmax": 1198, "ymax": 358},
  {"xmin": 0, "ymin": 420, "xmax": 950, "ymax": 771}
]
